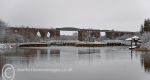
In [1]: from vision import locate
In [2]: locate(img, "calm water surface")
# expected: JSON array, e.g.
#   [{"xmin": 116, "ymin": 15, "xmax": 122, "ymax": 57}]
[{"xmin": 0, "ymin": 46, "xmax": 150, "ymax": 80}]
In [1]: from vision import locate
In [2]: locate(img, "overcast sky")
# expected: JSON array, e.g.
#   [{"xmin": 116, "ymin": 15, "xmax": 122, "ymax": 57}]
[{"xmin": 0, "ymin": 0, "xmax": 150, "ymax": 32}]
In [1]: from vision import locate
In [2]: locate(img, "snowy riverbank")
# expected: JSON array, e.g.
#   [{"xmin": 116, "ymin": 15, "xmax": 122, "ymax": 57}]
[{"xmin": 0, "ymin": 43, "xmax": 15, "ymax": 49}]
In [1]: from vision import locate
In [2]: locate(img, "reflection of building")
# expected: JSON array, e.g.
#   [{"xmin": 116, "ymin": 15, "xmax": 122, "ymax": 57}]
[
  {"xmin": 36, "ymin": 49, "xmax": 60, "ymax": 63},
  {"xmin": 78, "ymin": 48, "xmax": 100, "ymax": 54},
  {"xmin": 78, "ymin": 48, "xmax": 101, "ymax": 63},
  {"xmin": 50, "ymin": 49, "xmax": 60, "ymax": 54},
  {"xmin": 140, "ymin": 53, "xmax": 150, "ymax": 72},
  {"xmin": 50, "ymin": 49, "xmax": 60, "ymax": 60},
  {"xmin": 50, "ymin": 49, "xmax": 60, "ymax": 62}
]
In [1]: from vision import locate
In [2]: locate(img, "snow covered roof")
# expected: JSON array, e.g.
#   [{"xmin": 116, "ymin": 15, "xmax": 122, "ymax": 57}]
[
  {"xmin": 132, "ymin": 36, "xmax": 139, "ymax": 39},
  {"xmin": 125, "ymin": 38, "xmax": 132, "ymax": 41}
]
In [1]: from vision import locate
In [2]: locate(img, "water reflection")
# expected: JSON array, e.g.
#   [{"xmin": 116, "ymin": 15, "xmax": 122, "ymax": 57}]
[
  {"xmin": 0, "ymin": 56, "xmax": 6, "ymax": 78},
  {"xmin": 102, "ymin": 47, "xmax": 132, "ymax": 60},
  {"xmin": 78, "ymin": 48, "xmax": 101, "ymax": 63},
  {"xmin": 49, "ymin": 49, "xmax": 60, "ymax": 63},
  {"xmin": 0, "ymin": 47, "xmax": 150, "ymax": 80},
  {"xmin": 140, "ymin": 51, "xmax": 150, "ymax": 73},
  {"xmin": 78, "ymin": 48, "xmax": 100, "ymax": 54},
  {"xmin": 0, "ymin": 48, "xmax": 101, "ymax": 66}
]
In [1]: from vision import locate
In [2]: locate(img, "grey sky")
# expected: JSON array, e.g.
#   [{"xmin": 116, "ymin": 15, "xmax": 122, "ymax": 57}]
[{"xmin": 0, "ymin": 0, "xmax": 150, "ymax": 32}]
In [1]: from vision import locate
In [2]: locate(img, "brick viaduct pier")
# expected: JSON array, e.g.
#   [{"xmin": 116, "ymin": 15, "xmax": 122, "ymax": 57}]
[{"xmin": 7, "ymin": 27, "xmax": 137, "ymax": 42}]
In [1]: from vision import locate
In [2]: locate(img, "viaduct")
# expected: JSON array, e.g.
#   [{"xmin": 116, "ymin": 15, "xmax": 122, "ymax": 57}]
[{"xmin": 6, "ymin": 27, "xmax": 138, "ymax": 42}]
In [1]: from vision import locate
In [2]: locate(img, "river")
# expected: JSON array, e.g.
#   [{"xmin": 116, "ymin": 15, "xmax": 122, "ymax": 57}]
[{"xmin": 0, "ymin": 46, "xmax": 150, "ymax": 80}]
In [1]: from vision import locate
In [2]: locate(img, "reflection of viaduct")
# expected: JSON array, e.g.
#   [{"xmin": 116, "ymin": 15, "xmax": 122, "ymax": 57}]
[{"xmin": 7, "ymin": 27, "xmax": 137, "ymax": 41}]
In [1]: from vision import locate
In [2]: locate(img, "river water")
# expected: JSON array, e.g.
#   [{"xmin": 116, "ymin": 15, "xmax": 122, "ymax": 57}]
[{"xmin": 0, "ymin": 46, "xmax": 150, "ymax": 80}]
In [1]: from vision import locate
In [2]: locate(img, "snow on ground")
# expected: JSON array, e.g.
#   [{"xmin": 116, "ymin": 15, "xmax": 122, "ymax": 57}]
[{"xmin": 0, "ymin": 43, "xmax": 13, "ymax": 49}]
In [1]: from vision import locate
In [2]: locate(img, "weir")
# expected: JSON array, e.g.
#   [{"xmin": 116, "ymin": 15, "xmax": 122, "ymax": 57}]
[{"xmin": 19, "ymin": 40, "xmax": 129, "ymax": 47}]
